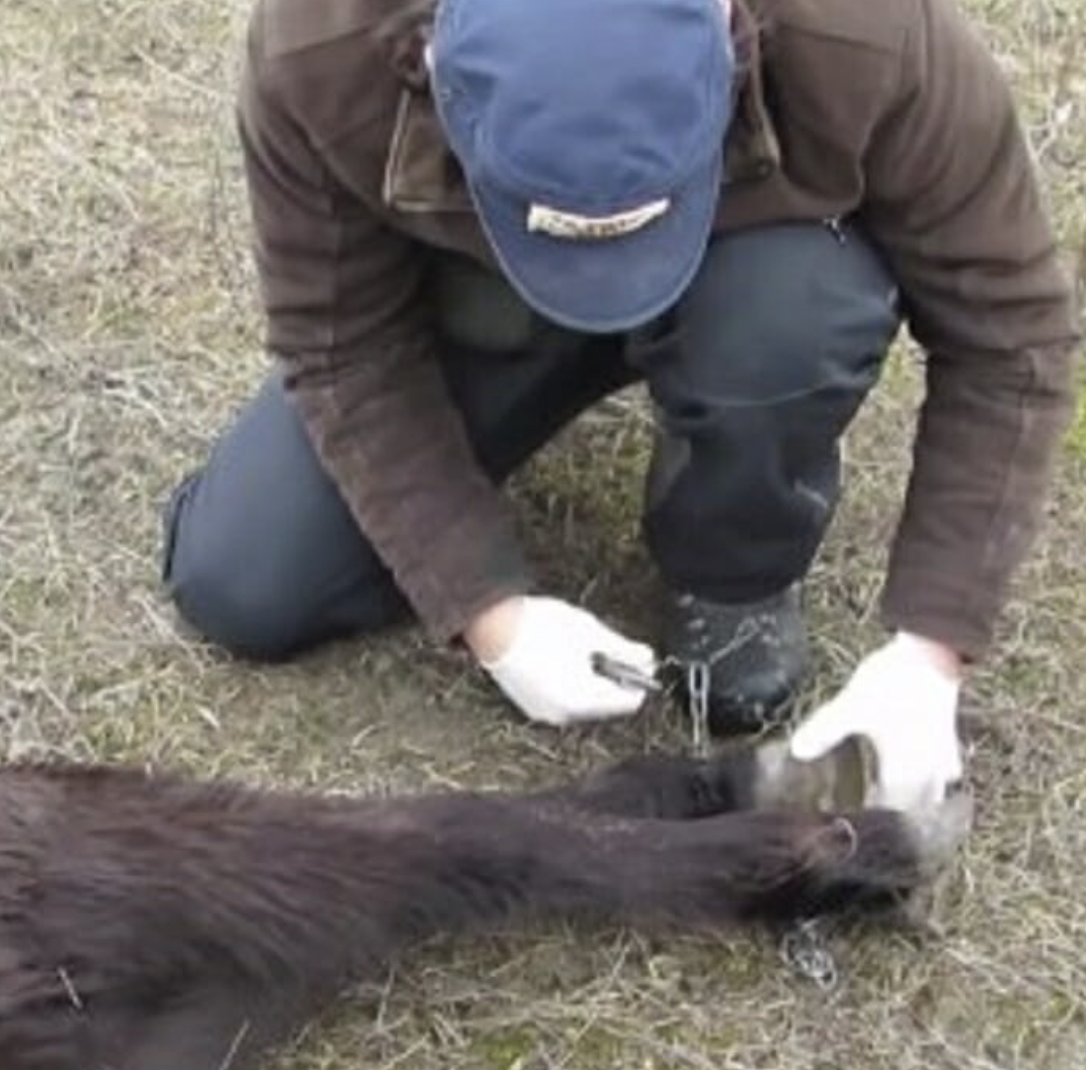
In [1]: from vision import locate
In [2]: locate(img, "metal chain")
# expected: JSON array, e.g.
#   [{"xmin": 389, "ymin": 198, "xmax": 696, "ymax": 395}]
[
  {"xmin": 672, "ymin": 655, "xmax": 842, "ymax": 993},
  {"xmin": 666, "ymin": 648, "xmax": 841, "ymax": 994},
  {"xmin": 779, "ymin": 917, "xmax": 840, "ymax": 992},
  {"xmin": 686, "ymin": 659, "xmax": 711, "ymax": 758}
]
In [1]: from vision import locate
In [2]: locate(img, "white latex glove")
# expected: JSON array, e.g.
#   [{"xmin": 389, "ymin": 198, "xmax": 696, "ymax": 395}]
[
  {"xmin": 478, "ymin": 597, "xmax": 657, "ymax": 727},
  {"xmin": 789, "ymin": 632, "xmax": 965, "ymax": 812}
]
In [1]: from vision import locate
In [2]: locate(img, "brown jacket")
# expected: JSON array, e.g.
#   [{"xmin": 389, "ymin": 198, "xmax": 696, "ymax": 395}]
[{"xmin": 237, "ymin": 0, "xmax": 1080, "ymax": 659}]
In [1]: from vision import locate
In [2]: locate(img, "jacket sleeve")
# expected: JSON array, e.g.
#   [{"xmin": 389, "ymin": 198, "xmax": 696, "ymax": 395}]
[
  {"xmin": 236, "ymin": 44, "xmax": 531, "ymax": 643},
  {"xmin": 861, "ymin": 0, "xmax": 1080, "ymax": 659}
]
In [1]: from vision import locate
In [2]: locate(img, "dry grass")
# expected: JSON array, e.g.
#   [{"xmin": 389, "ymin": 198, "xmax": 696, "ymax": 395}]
[{"xmin": 1, "ymin": 0, "xmax": 1084, "ymax": 1067}]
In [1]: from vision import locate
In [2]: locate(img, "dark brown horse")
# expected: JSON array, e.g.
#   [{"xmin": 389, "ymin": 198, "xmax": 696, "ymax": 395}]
[{"xmin": 0, "ymin": 742, "xmax": 970, "ymax": 1070}]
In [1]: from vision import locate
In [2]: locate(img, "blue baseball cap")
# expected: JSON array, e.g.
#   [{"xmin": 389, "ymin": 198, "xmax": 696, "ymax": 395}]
[{"xmin": 431, "ymin": 0, "xmax": 736, "ymax": 334}]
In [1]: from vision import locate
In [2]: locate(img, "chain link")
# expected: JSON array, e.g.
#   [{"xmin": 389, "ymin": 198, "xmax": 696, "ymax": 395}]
[
  {"xmin": 779, "ymin": 918, "xmax": 840, "ymax": 992},
  {"xmin": 686, "ymin": 659, "xmax": 711, "ymax": 758}
]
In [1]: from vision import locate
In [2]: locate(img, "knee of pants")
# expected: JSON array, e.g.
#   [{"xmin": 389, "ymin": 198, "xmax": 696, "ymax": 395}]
[
  {"xmin": 161, "ymin": 482, "xmax": 328, "ymax": 662},
  {"xmin": 165, "ymin": 554, "xmax": 311, "ymax": 663},
  {"xmin": 658, "ymin": 222, "xmax": 902, "ymax": 416}
]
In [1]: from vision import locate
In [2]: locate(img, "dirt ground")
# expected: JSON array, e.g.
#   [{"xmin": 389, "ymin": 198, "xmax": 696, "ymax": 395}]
[{"xmin": 1, "ymin": 1, "xmax": 1084, "ymax": 1068}]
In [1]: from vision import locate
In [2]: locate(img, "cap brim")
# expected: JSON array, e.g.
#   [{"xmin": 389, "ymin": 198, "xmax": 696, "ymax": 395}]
[{"xmin": 468, "ymin": 153, "xmax": 723, "ymax": 335}]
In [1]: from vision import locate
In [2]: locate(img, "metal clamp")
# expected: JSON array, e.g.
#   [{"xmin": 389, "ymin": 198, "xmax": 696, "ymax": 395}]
[{"xmin": 590, "ymin": 652, "xmax": 664, "ymax": 693}]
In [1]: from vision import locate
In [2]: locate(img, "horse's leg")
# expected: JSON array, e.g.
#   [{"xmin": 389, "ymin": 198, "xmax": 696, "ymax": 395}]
[
  {"xmin": 532, "ymin": 733, "xmax": 859, "ymax": 822},
  {"xmin": 533, "ymin": 748, "xmax": 761, "ymax": 820}
]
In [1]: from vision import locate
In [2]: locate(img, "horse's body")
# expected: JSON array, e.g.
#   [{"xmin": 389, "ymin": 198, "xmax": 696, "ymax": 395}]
[{"xmin": 0, "ymin": 746, "xmax": 968, "ymax": 1070}]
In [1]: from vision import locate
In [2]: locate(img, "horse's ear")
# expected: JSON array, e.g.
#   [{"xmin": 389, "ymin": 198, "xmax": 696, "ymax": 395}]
[{"xmin": 375, "ymin": 0, "xmax": 436, "ymax": 92}]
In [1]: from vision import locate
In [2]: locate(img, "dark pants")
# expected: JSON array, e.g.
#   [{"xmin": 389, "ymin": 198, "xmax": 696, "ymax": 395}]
[{"xmin": 162, "ymin": 223, "xmax": 900, "ymax": 660}]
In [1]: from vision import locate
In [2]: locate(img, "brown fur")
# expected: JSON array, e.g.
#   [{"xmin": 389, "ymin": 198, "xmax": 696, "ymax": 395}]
[{"xmin": 0, "ymin": 751, "xmax": 932, "ymax": 1070}]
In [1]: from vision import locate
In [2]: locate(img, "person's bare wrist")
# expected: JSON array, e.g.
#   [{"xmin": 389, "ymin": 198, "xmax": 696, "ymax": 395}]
[
  {"xmin": 463, "ymin": 596, "xmax": 526, "ymax": 664},
  {"xmin": 897, "ymin": 631, "xmax": 964, "ymax": 682}
]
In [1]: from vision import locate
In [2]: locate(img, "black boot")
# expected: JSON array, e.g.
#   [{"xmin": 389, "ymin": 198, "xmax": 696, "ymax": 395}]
[{"xmin": 662, "ymin": 585, "xmax": 810, "ymax": 737}]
